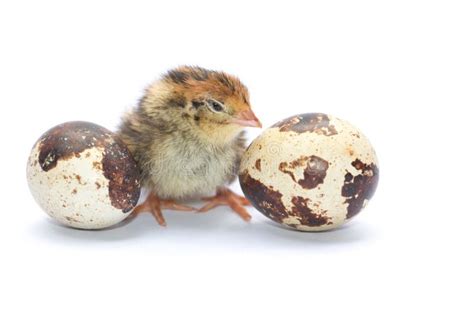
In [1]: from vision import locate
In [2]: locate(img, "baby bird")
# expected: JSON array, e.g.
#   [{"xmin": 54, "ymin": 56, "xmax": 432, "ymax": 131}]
[{"xmin": 118, "ymin": 66, "xmax": 261, "ymax": 226}]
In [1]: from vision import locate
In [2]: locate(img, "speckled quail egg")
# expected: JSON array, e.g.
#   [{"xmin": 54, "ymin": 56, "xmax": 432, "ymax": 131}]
[
  {"xmin": 239, "ymin": 113, "xmax": 379, "ymax": 231},
  {"xmin": 26, "ymin": 121, "xmax": 141, "ymax": 229}
]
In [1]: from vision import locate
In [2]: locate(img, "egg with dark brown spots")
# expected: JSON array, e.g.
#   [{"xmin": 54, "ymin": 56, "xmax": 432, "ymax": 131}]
[
  {"xmin": 239, "ymin": 113, "xmax": 379, "ymax": 231},
  {"xmin": 26, "ymin": 121, "xmax": 141, "ymax": 229}
]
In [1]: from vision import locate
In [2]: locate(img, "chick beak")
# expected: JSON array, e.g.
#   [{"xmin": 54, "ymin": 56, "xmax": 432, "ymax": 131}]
[{"xmin": 230, "ymin": 110, "xmax": 262, "ymax": 128}]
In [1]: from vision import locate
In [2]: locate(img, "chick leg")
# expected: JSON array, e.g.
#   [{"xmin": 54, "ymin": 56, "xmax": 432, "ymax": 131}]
[
  {"xmin": 131, "ymin": 192, "xmax": 196, "ymax": 226},
  {"xmin": 198, "ymin": 188, "xmax": 252, "ymax": 222},
  {"xmin": 130, "ymin": 192, "xmax": 166, "ymax": 226}
]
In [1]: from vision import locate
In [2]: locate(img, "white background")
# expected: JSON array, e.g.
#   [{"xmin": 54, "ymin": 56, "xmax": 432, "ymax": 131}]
[{"xmin": 1, "ymin": 0, "xmax": 473, "ymax": 315}]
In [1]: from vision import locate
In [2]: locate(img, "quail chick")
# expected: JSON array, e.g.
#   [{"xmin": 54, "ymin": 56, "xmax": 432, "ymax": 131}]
[{"xmin": 118, "ymin": 66, "xmax": 261, "ymax": 226}]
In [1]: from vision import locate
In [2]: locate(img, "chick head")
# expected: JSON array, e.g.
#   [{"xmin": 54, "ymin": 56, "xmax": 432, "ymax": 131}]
[{"xmin": 174, "ymin": 66, "xmax": 259, "ymax": 122}]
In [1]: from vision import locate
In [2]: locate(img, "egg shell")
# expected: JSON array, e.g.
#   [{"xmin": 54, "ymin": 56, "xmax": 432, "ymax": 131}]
[
  {"xmin": 239, "ymin": 113, "xmax": 379, "ymax": 231},
  {"xmin": 26, "ymin": 121, "xmax": 141, "ymax": 229}
]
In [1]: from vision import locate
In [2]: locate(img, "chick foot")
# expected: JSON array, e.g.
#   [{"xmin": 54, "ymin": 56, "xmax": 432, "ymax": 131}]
[
  {"xmin": 130, "ymin": 192, "xmax": 196, "ymax": 226},
  {"xmin": 198, "ymin": 188, "xmax": 252, "ymax": 222}
]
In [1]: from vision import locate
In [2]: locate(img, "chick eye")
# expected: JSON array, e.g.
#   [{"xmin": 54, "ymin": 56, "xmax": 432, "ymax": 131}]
[{"xmin": 209, "ymin": 100, "xmax": 224, "ymax": 112}]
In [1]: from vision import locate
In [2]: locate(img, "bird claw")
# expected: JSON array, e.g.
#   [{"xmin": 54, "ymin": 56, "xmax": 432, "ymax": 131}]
[
  {"xmin": 130, "ymin": 193, "xmax": 196, "ymax": 226},
  {"xmin": 199, "ymin": 188, "xmax": 252, "ymax": 222}
]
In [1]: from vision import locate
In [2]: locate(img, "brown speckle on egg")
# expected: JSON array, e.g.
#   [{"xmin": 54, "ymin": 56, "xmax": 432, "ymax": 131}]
[
  {"xmin": 102, "ymin": 142, "xmax": 141, "ymax": 213},
  {"xmin": 255, "ymin": 159, "xmax": 261, "ymax": 171},
  {"xmin": 38, "ymin": 121, "xmax": 111, "ymax": 172},
  {"xmin": 75, "ymin": 174, "xmax": 83, "ymax": 184},
  {"xmin": 65, "ymin": 216, "xmax": 80, "ymax": 223},
  {"xmin": 239, "ymin": 170, "xmax": 288, "ymax": 224},
  {"xmin": 279, "ymin": 155, "xmax": 329, "ymax": 190},
  {"xmin": 272, "ymin": 113, "xmax": 338, "ymax": 136},
  {"xmin": 342, "ymin": 159, "xmax": 379, "ymax": 219},
  {"xmin": 289, "ymin": 196, "xmax": 333, "ymax": 227}
]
